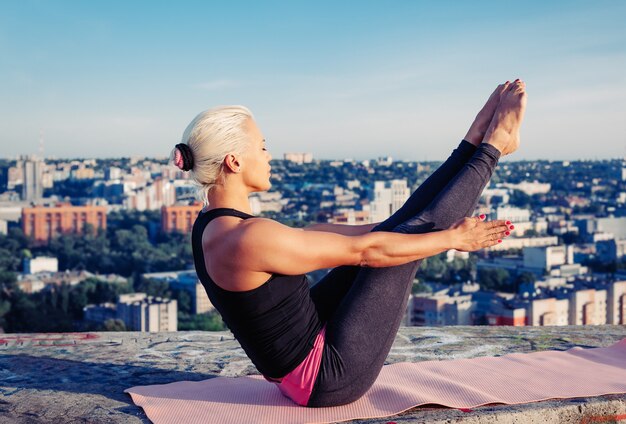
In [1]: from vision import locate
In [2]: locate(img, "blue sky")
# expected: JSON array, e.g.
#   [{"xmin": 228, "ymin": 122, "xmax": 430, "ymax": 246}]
[{"xmin": 1, "ymin": 0, "xmax": 625, "ymax": 160}]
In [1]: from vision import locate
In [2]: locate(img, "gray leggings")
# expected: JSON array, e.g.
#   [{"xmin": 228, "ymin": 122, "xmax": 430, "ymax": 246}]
[{"xmin": 307, "ymin": 141, "xmax": 501, "ymax": 407}]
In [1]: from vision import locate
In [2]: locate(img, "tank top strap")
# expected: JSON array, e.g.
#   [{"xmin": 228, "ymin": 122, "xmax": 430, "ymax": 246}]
[
  {"xmin": 199, "ymin": 207, "xmax": 256, "ymax": 222},
  {"xmin": 192, "ymin": 208, "xmax": 255, "ymax": 252}
]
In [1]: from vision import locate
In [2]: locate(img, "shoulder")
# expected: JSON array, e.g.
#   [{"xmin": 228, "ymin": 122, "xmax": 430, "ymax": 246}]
[
  {"xmin": 201, "ymin": 216, "xmax": 279, "ymax": 290},
  {"xmin": 201, "ymin": 214, "xmax": 268, "ymax": 250}
]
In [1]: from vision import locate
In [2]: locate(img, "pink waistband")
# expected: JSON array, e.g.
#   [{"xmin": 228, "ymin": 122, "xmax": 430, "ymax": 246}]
[{"xmin": 263, "ymin": 324, "xmax": 326, "ymax": 406}]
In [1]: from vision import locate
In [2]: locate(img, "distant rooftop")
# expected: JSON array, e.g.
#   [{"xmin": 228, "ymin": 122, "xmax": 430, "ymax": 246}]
[{"xmin": 1, "ymin": 325, "xmax": 625, "ymax": 423}]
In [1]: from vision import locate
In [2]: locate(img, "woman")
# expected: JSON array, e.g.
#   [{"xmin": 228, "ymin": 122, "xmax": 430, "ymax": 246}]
[{"xmin": 175, "ymin": 80, "xmax": 527, "ymax": 407}]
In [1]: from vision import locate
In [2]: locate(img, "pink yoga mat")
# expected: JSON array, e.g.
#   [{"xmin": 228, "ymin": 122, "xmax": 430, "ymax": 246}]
[{"xmin": 125, "ymin": 338, "xmax": 626, "ymax": 424}]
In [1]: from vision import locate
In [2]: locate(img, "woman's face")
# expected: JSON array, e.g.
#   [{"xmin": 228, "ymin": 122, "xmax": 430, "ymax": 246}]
[{"xmin": 241, "ymin": 118, "xmax": 272, "ymax": 192}]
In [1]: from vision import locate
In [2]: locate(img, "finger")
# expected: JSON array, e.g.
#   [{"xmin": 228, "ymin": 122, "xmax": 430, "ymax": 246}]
[
  {"xmin": 496, "ymin": 222, "xmax": 516, "ymax": 232},
  {"xmin": 489, "ymin": 219, "xmax": 508, "ymax": 229},
  {"xmin": 481, "ymin": 238, "xmax": 499, "ymax": 249},
  {"xmin": 482, "ymin": 229, "xmax": 504, "ymax": 243},
  {"xmin": 490, "ymin": 237, "xmax": 503, "ymax": 246},
  {"xmin": 486, "ymin": 225, "xmax": 509, "ymax": 238}
]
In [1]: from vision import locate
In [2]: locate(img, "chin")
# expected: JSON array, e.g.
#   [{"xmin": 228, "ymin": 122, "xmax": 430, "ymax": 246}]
[{"xmin": 251, "ymin": 181, "xmax": 272, "ymax": 193}]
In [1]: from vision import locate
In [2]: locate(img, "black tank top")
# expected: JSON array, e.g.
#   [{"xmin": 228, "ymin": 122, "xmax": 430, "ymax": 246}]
[{"xmin": 191, "ymin": 208, "xmax": 323, "ymax": 379}]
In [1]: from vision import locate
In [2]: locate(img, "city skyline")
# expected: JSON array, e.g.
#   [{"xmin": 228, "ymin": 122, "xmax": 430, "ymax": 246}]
[{"xmin": 1, "ymin": 1, "xmax": 625, "ymax": 161}]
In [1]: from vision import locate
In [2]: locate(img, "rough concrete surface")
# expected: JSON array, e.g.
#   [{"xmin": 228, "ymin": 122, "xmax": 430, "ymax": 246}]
[{"xmin": 0, "ymin": 325, "xmax": 625, "ymax": 423}]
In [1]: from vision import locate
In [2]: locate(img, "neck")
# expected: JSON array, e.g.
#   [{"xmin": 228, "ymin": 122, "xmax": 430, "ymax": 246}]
[{"xmin": 206, "ymin": 181, "xmax": 253, "ymax": 215}]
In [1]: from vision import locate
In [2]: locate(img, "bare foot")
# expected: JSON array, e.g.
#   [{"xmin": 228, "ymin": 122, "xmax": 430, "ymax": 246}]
[
  {"xmin": 464, "ymin": 82, "xmax": 510, "ymax": 146},
  {"xmin": 482, "ymin": 80, "xmax": 527, "ymax": 156}
]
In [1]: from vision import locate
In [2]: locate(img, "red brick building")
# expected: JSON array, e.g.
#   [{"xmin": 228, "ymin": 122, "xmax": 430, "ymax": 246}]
[
  {"xmin": 161, "ymin": 203, "xmax": 203, "ymax": 233},
  {"xmin": 22, "ymin": 204, "xmax": 107, "ymax": 243}
]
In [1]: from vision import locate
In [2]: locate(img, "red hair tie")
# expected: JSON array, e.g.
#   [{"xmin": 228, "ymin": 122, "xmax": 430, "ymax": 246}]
[
  {"xmin": 174, "ymin": 143, "xmax": 194, "ymax": 171},
  {"xmin": 174, "ymin": 148, "xmax": 184, "ymax": 170}
]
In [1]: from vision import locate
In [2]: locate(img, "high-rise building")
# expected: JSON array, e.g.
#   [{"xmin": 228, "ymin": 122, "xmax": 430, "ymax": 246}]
[
  {"xmin": 161, "ymin": 203, "xmax": 203, "ymax": 233},
  {"xmin": 21, "ymin": 204, "xmax": 107, "ymax": 243},
  {"xmin": 331, "ymin": 209, "xmax": 370, "ymax": 225},
  {"xmin": 142, "ymin": 270, "xmax": 215, "ymax": 314},
  {"xmin": 607, "ymin": 280, "xmax": 626, "ymax": 325},
  {"xmin": 369, "ymin": 180, "xmax": 410, "ymax": 223},
  {"xmin": 495, "ymin": 206, "xmax": 531, "ymax": 223},
  {"xmin": 22, "ymin": 155, "xmax": 44, "ymax": 201},
  {"xmin": 23, "ymin": 256, "xmax": 59, "ymax": 274},
  {"xmin": 0, "ymin": 164, "xmax": 9, "ymax": 192},
  {"xmin": 523, "ymin": 245, "xmax": 574, "ymax": 271},
  {"xmin": 117, "ymin": 293, "xmax": 177, "ymax": 332},
  {"xmin": 168, "ymin": 271, "xmax": 214, "ymax": 314},
  {"xmin": 283, "ymin": 153, "xmax": 313, "ymax": 164},
  {"xmin": 124, "ymin": 177, "xmax": 176, "ymax": 211}
]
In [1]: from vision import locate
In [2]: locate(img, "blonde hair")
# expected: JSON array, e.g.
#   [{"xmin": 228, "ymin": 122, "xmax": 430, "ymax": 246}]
[{"xmin": 172, "ymin": 105, "xmax": 254, "ymax": 205}]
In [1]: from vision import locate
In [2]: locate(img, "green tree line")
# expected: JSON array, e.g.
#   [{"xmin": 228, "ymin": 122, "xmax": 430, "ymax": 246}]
[{"xmin": 0, "ymin": 210, "xmax": 226, "ymax": 333}]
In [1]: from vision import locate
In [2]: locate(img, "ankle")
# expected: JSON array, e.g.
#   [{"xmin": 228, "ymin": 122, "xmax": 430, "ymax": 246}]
[
  {"xmin": 478, "ymin": 142, "xmax": 503, "ymax": 160},
  {"xmin": 463, "ymin": 131, "xmax": 483, "ymax": 146},
  {"xmin": 482, "ymin": 137, "xmax": 506, "ymax": 155}
]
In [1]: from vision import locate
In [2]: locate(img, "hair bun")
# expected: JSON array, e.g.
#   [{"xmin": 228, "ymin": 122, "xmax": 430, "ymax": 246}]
[{"xmin": 174, "ymin": 143, "xmax": 194, "ymax": 171}]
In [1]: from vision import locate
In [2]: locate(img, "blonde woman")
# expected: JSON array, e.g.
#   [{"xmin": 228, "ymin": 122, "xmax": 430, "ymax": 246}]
[{"xmin": 174, "ymin": 80, "xmax": 526, "ymax": 407}]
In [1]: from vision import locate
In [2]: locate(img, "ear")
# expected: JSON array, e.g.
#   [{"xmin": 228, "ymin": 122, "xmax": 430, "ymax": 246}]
[{"xmin": 224, "ymin": 154, "xmax": 242, "ymax": 173}]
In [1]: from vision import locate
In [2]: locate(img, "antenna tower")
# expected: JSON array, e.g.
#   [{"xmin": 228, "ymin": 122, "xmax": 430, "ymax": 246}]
[{"xmin": 39, "ymin": 129, "xmax": 45, "ymax": 160}]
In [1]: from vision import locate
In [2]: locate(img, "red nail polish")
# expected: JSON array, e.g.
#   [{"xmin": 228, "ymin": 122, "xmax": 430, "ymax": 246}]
[
  {"xmin": 479, "ymin": 214, "xmax": 485, "ymax": 219},
  {"xmin": 505, "ymin": 220, "xmax": 511, "ymax": 225},
  {"xmin": 498, "ymin": 239, "xmax": 502, "ymax": 243},
  {"xmin": 505, "ymin": 231, "xmax": 510, "ymax": 236},
  {"xmin": 509, "ymin": 225, "xmax": 515, "ymax": 230}
]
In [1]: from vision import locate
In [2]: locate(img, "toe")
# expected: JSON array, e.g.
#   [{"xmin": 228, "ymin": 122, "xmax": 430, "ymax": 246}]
[{"xmin": 496, "ymin": 82, "xmax": 510, "ymax": 98}]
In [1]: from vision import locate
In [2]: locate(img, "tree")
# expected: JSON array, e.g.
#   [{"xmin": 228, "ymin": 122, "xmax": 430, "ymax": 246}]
[
  {"xmin": 91, "ymin": 278, "xmax": 132, "ymax": 304},
  {"xmin": 514, "ymin": 272, "xmax": 536, "ymax": 293},
  {"xmin": 411, "ymin": 281, "xmax": 431, "ymax": 295},
  {"xmin": 0, "ymin": 271, "xmax": 17, "ymax": 292},
  {"xmin": 135, "ymin": 277, "xmax": 171, "ymax": 298},
  {"xmin": 561, "ymin": 232, "xmax": 580, "ymax": 245},
  {"xmin": 5, "ymin": 291, "xmax": 39, "ymax": 332},
  {"xmin": 477, "ymin": 268, "xmax": 511, "ymax": 291},
  {"xmin": 173, "ymin": 289, "xmax": 192, "ymax": 314},
  {"xmin": 418, "ymin": 254, "xmax": 447, "ymax": 280},
  {"xmin": 0, "ymin": 248, "xmax": 21, "ymax": 272},
  {"xmin": 509, "ymin": 189, "xmax": 532, "ymax": 208},
  {"xmin": 178, "ymin": 311, "xmax": 226, "ymax": 331},
  {"xmin": 103, "ymin": 319, "xmax": 126, "ymax": 331},
  {"xmin": 0, "ymin": 299, "xmax": 10, "ymax": 330}
]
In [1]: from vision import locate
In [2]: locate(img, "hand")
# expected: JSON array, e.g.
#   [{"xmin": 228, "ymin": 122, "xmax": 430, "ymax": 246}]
[{"xmin": 449, "ymin": 215, "xmax": 511, "ymax": 252}]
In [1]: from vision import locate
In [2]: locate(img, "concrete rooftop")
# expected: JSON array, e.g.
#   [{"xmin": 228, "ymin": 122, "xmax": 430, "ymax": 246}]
[{"xmin": 1, "ymin": 325, "xmax": 625, "ymax": 423}]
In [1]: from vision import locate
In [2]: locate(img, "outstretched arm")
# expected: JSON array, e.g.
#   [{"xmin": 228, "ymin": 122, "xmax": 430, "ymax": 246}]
[{"xmin": 221, "ymin": 216, "xmax": 509, "ymax": 276}]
